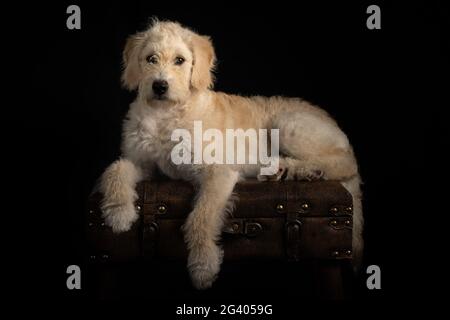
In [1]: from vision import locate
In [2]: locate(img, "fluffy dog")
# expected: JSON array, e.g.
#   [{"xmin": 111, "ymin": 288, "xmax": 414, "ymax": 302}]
[{"xmin": 99, "ymin": 19, "xmax": 363, "ymax": 289}]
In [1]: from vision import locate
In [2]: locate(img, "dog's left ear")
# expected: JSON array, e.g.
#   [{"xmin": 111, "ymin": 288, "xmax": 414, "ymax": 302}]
[
  {"xmin": 122, "ymin": 32, "xmax": 146, "ymax": 91},
  {"xmin": 189, "ymin": 34, "xmax": 216, "ymax": 90}
]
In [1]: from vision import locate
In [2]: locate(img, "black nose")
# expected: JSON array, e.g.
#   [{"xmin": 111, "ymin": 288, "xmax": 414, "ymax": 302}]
[{"xmin": 152, "ymin": 80, "xmax": 168, "ymax": 96}]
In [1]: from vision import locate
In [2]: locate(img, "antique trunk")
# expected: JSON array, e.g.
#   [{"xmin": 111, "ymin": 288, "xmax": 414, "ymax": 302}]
[
  {"xmin": 86, "ymin": 179, "xmax": 355, "ymax": 299},
  {"xmin": 87, "ymin": 179, "xmax": 353, "ymax": 263}
]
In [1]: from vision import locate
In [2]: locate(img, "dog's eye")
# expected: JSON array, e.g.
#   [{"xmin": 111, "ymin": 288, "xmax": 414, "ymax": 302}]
[
  {"xmin": 174, "ymin": 56, "xmax": 185, "ymax": 65},
  {"xmin": 146, "ymin": 55, "xmax": 158, "ymax": 64}
]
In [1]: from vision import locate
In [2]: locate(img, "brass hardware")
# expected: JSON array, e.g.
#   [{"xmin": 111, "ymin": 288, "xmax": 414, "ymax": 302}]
[
  {"xmin": 157, "ymin": 204, "xmax": 167, "ymax": 214},
  {"xmin": 276, "ymin": 204, "xmax": 285, "ymax": 213},
  {"xmin": 147, "ymin": 222, "xmax": 159, "ymax": 233},
  {"xmin": 345, "ymin": 250, "xmax": 352, "ymax": 256},
  {"xmin": 345, "ymin": 220, "xmax": 351, "ymax": 226},
  {"xmin": 345, "ymin": 206, "xmax": 353, "ymax": 213},
  {"xmin": 330, "ymin": 220, "xmax": 338, "ymax": 226},
  {"xmin": 332, "ymin": 250, "xmax": 340, "ymax": 257},
  {"xmin": 298, "ymin": 203, "xmax": 310, "ymax": 214},
  {"xmin": 330, "ymin": 207, "xmax": 339, "ymax": 214},
  {"xmin": 89, "ymin": 255, "xmax": 96, "ymax": 260},
  {"xmin": 136, "ymin": 205, "xmax": 141, "ymax": 212},
  {"xmin": 100, "ymin": 222, "xmax": 105, "ymax": 227},
  {"xmin": 245, "ymin": 222, "xmax": 262, "ymax": 237},
  {"xmin": 89, "ymin": 209, "xmax": 94, "ymax": 214},
  {"xmin": 101, "ymin": 254, "xmax": 110, "ymax": 259},
  {"xmin": 222, "ymin": 221, "xmax": 241, "ymax": 234},
  {"xmin": 286, "ymin": 220, "xmax": 302, "ymax": 231}
]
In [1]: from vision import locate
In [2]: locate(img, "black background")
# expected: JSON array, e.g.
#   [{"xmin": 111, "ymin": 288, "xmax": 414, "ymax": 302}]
[{"xmin": 13, "ymin": 0, "xmax": 447, "ymax": 313}]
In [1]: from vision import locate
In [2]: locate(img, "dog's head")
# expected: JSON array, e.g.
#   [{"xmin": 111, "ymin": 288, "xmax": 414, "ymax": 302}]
[{"xmin": 122, "ymin": 19, "xmax": 216, "ymax": 106}]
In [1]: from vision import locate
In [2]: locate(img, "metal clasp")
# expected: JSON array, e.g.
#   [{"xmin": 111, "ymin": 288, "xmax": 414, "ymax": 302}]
[{"xmin": 244, "ymin": 222, "xmax": 262, "ymax": 237}]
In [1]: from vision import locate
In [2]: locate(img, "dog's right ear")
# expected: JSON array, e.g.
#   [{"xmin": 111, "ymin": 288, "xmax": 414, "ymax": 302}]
[
  {"xmin": 189, "ymin": 33, "xmax": 216, "ymax": 91},
  {"xmin": 121, "ymin": 32, "xmax": 145, "ymax": 91}
]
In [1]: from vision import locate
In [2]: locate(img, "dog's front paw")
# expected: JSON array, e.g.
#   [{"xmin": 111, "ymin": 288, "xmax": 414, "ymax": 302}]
[
  {"xmin": 187, "ymin": 243, "xmax": 223, "ymax": 290},
  {"xmin": 101, "ymin": 203, "xmax": 138, "ymax": 233}
]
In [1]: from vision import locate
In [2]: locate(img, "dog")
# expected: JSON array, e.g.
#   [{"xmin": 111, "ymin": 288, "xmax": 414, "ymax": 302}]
[{"xmin": 99, "ymin": 19, "xmax": 363, "ymax": 289}]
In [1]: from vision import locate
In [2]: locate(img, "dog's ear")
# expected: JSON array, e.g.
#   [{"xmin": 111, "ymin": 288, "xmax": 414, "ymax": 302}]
[
  {"xmin": 189, "ymin": 34, "xmax": 216, "ymax": 90},
  {"xmin": 121, "ymin": 32, "xmax": 145, "ymax": 91}
]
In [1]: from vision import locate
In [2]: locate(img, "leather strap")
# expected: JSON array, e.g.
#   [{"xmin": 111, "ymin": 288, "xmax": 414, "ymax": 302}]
[
  {"xmin": 142, "ymin": 215, "xmax": 158, "ymax": 258},
  {"xmin": 141, "ymin": 182, "xmax": 158, "ymax": 258},
  {"xmin": 285, "ymin": 213, "xmax": 302, "ymax": 261}
]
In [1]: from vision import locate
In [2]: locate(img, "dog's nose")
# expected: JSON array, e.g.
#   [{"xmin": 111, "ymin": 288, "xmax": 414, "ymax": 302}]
[{"xmin": 152, "ymin": 80, "xmax": 169, "ymax": 96}]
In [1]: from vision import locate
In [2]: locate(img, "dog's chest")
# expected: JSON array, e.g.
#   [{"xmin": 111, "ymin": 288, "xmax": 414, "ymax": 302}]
[{"xmin": 129, "ymin": 115, "xmax": 179, "ymax": 159}]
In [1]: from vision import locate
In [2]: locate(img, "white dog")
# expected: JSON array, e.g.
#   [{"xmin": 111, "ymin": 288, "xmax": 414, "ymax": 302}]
[{"xmin": 99, "ymin": 19, "xmax": 363, "ymax": 289}]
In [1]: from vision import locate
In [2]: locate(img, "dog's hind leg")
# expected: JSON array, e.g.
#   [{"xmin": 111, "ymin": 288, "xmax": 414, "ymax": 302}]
[
  {"xmin": 183, "ymin": 166, "xmax": 240, "ymax": 289},
  {"xmin": 99, "ymin": 158, "xmax": 143, "ymax": 233},
  {"xmin": 277, "ymin": 149, "xmax": 358, "ymax": 181},
  {"xmin": 272, "ymin": 105, "xmax": 359, "ymax": 181}
]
